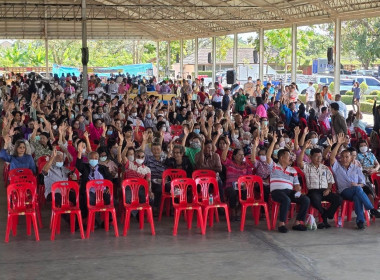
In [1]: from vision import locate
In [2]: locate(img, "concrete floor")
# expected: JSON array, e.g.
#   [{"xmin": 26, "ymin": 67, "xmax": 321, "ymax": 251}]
[{"xmin": 1, "ymin": 175, "xmax": 380, "ymax": 280}]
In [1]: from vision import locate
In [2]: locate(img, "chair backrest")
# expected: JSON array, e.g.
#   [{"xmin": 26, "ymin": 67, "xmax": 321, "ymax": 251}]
[
  {"xmin": 162, "ymin": 169, "xmax": 187, "ymax": 192},
  {"xmin": 371, "ymin": 172, "xmax": 380, "ymax": 197},
  {"xmin": 8, "ymin": 168, "xmax": 34, "ymax": 181},
  {"xmin": 7, "ymin": 183, "xmax": 37, "ymax": 212},
  {"xmin": 170, "ymin": 125, "xmax": 183, "ymax": 136},
  {"xmin": 354, "ymin": 127, "xmax": 368, "ymax": 140},
  {"xmin": 37, "ymin": 156, "xmax": 49, "ymax": 171},
  {"xmin": 9, "ymin": 174, "xmax": 37, "ymax": 186},
  {"xmin": 192, "ymin": 170, "xmax": 216, "ymax": 180},
  {"xmin": 300, "ymin": 118, "xmax": 307, "ymax": 130},
  {"xmin": 121, "ymin": 178, "xmax": 149, "ymax": 206},
  {"xmin": 85, "ymin": 179, "xmax": 114, "ymax": 208},
  {"xmin": 171, "ymin": 178, "xmax": 197, "ymax": 206},
  {"xmin": 3, "ymin": 162, "xmax": 10, "ymax": 185},
  {"xmin": 237, "ymin": 175, "xmax": 264, "ymax": 203},
  {"xmin": 292, "ymin": 166, "xmax": 307, "ymax": 194},
  {"xmin": 318, "ymin": 121, "xmax": 328, "ymax": 136},
  {"xmin": 311, "ymin": 120, "xmax": 321, "ymax": 135},
  {"xmin": 51, "ymin": 181, "xmax": 80, "ymax": 210},
  {"xmin": 194, "ymin": 176, "xmax": 220, "ymax": 203}
]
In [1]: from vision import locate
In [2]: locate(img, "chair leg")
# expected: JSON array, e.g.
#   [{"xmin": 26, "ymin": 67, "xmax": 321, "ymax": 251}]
[
  {"xmin": 50, "ymin": 213, "xmax": 57, "ymax": 241},
  {"xmin": 215, "ymin": 208, "xmax": 220, "ymax": 223},
  {"xmin": 76, "ymin": 212, "xmax": 85, "ymax": 239},
  {"xmin": 254, "ymin": 206, "xmax": 260, "ymax": 225},
  {"xmin": 5, "ymin": 215, "xmax": 12, "ymax": 242},
  {"xmin": 224, "ymin": 206, "xmax": 231, "ymax": 232},
  {"xmin": 209, "ymin": 208, "xmax": 214, "ymax": 227},
  {"xmin": 365, "ymin": 209, "xmax": 370, "ymax": 227},
  {"xmin": 203, "ymin": 208, "xmax": 209, "ymax": 230},
  {"xmin": 341, "ymin": 203, "xmax": 347, "ymax": 228},
  {"xmin": 197, "ymin": 209, "xmax": 205, "ymax": 235},
  {"xmin": 271, "ymin": 205, "xmax": 278, "ymax": 230},
  {"xmin": 139, "ymin": 210, "xmax": 144, "ymax": 230},
  {"xmin": 187, "ymin": 210, "xmax": 194, "ymax": 230},
  {"xmin": 86, "ymin": 212, "xmax": 93, "ymax": 238},
  {"xmin": 165, "ymin": 199, "xmax": 170, "ymax": 217},
  {"xmin": 36, "ymin": 204, "xmax": 43, "ymax": 229},
  {"xmin": 26, "ymin": 215, "xmax": 32, "ymax": 236},
  {"xmin": 263, "ymin": 205, "xmax": 271, "ymax": 231},
  {"xmin": 173, "ymin": 209, "xmax": 180, "ymax": 236},
  {"xmin": 240, "ymin": 205, "xmax": 247, "ymax": 231},
  {"xmin": 57, "ymin": 215, "xmax": 61, "ymax": 234},
  {"xmin": 31, "ymin": 213, "xmax": 40, "ymax": 241},
  {"xmin": 158, "ymin": 197, "xmax": 165, "ymax": 221},
  {"xmin": 70, "ymin": 213, "xmax": 75, "ymax": 233},
  {"xmin": 104, "ymin": 212, "xmax": 110, "ymax": 232},
  {"xmin": 111, "ymin": 210, "xmax": 119, "ymax": 237},
  {"xmin": 123, "ymin": 210, "xmax": 131, "ymax": 236},
  {"xmin": 148, "ymin": 208, "xmax": 156, "ymax": 235}
]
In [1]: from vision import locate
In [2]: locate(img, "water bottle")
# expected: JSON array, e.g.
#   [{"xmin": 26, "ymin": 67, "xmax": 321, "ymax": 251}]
[
  {"xmin": 209, "ymin": 194, "xmax": 214, "ymax": 205},
  {"xmin": 338, "ymin": 217, "xmax": 342, "ymax": 227}
]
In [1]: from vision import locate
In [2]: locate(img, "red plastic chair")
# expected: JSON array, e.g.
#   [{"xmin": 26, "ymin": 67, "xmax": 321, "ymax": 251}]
[
  {"xmin": 3, "ymin": 162, "xmax": 10, "ymax": 186},
  {"xmin": 171, "ymin": 178, "xmax": 205, "ymax": 235},
  {"xmin": 195, "ymin": 177, "xmax": 231, "ymax": 232},
  {"xmin": 85, "ymin": 179, "xmax": 119, "ymax": 238},
  {"xmin": 310, "ymin": 120, "xmax": 321, "ymax": 135},
  {"xmin": 8, "ymin": 168, "xmax": 34, "ymax": 182},
  {"xmin": 299, "ymin": 117, "xmax": 308, "ymax": 131},
  {"xmin": 192, "ymin": 170, "xmax": 216, "ymax": 180},
  {"xmin": 50, "ymin": 181, "xmax": 85, "ymax": 240},
  {"xmin": 347, "ymin": 130, "xmax": 358, "ymax": 147},
  {"xmin": 354, "ymin": 127, "xmax": 369, "ymax": 145},
  {"xmin": 37, "ymin": 156, "xmax": 50, "ymax": 172},
  {"xmin": 340, "ymin": 200, "xmax": 370, "ymax": 228},
  {"xmin": 121, "ymin": 178, "xmax": 155, "ymax": 236},
  {"xmin": 318, "ymin": 121, "xmax": 329, "ymax": 136},
  {"xmin": 9, "ymin": 174, "xmax": 43, "ymax": 229},
  {"xmin": 238, "ymin": 175, "xmax": 271, "ymax": 231},
  {"xmin": 5, "ymin": 183, "xmax": 40, "ymax": 242},
  {"xmin": 371, "ymin": 172, "xmax": 380, "ymax": 210},
  {"xmin": 158, "ymin": 169, "xmax": 187, "ymax": 221},
  {"xmin": 170, "ymin": 125, "xmax": 183, "ymax": 137}
]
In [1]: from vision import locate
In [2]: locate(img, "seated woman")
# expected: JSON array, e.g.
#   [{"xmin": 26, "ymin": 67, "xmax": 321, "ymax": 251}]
[
  {"xmin": 221, "ymin": 142, "xmax": 253, "ymax": 221},
  {"xmin": 0, "ymin": 135, "xmax": 36, "ymax": 173},
  {"xmin": 165, "ymin": 144, "xmax": 193, "ymax": 178}
]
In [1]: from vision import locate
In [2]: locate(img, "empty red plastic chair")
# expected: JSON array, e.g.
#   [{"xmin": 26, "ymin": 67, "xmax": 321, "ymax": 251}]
[
  {"xmin": 8, "ymin": 168, "xmax": 34, "ymax": 182},
  {"xmin": 195, "ymin": 177, "xmax": 230, "ymax": 232},
  {"xmin": 238, "ymin": 175, "xmax": 271, "ymax": 231},
  {"xmin": 158, "ymin": 169, "xmax": 187, "ymax": 221},
  {"xmin": 5, "ymin": 183, "xmax": 40, "ymax": 242},
  {"xmin": 371, "ymin": 172, "xmax": 380, "ymax": 210},
  {"xmin": 50, "ymin": 181, "xmax": 85, "ymax": 240},
  {"xmin": 192, "ymin": 170, "xmax": 216, "ymax": 180},
  {"xmin": 86, "ymin": 179, "xmax": 119, "ymax": 238},
  {"xmin": 121, "ymin": 178, "xmax": 155, "ymax": 236},
  {"xmin": 171, "ymin": 178, "xmax": 205, "ymax": 235}
]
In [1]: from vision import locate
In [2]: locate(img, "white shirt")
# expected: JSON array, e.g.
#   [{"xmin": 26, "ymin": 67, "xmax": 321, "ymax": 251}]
[{"xmin": 306, "ymin": 86, "xmax": 316, "ymax": 101}]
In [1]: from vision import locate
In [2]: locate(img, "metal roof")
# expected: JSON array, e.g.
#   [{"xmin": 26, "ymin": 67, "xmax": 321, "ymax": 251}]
[{"xmin": 0, "ymin": 0, "xmax": 379, "ymax": 40}]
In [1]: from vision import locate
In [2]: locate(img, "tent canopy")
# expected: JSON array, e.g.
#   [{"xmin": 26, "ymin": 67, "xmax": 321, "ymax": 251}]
[{"xmin": 0, "ymin": 0, "xmax": 379, "ymax": 40}]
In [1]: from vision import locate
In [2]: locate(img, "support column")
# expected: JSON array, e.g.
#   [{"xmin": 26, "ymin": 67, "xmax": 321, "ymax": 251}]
[
  {"xmin": 180, "ymin": 39, "xmax": 184, "ymax": 79},
  {"xmin": 259, "ymin": 28, "xmax": 264, "ymax": 82},
  {"xmin": 212, "ymin": 36, "xmax": 216, "ymax": 83},
  {"xmin": 167, "ymin": 41, "xmax": 171, "ymax": 78},
  {"xmin": 334, "ymin": 18, "xmax": 341, "ymax": 96},
  {"xmin": 233, "ymin": 33, "xmax": 238, "ymax": 72},
  {"xmin": 81, "ymin": 0, "xmax": 88, "ymax": 98},
  {"xmin": 156, "ymin": 41, "xmax": 160, "ymax": 81},
  {"xmin": 291, "ymin": 23, "xmax": 297, "ymax": 83},
  {"xmin": 194, "ymin": 37, "xmax": 199, "ymax": 79},
  {"xmin": 44, "ymin": 0, "xmax": 48, "ymax": 77}
]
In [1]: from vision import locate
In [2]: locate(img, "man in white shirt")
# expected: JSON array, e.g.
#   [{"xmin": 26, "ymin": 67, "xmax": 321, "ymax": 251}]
[
  {"xmin": 325, "ymin": 94, "xmax": 347, "ymax": 119},
  {"xmin": 305, "ymin": 82, "xmax": 316, "ymax": 111},
  {"xmin": 244, "ymin": 76, "xmax": 254, "ymax": 99}
]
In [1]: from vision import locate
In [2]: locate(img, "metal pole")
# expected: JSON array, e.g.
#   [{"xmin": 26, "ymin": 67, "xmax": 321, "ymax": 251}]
[
  {"xmin": 334, "ymin": 18, "xmax": 341, "ymax": 96},
  {"xmin": 81, "ymin": 0, "xmax": 88, "ymax": 98},
  {"xmin": 156, "ymin": 41, "xmax": 160, "ymax": 81},
  {"xmin": 44, "ymin": 0, "xmax": 48, "ymax": 77},
  {"xmin": 167, "ymin": 41, "xmax": 170, "ymax": 78},
  {"xmin": 259, "ymin": 28, "xmax": 264, "ymax": 81},
  {"xmin": 233, "ymin": 33, "xmax": 238, "ymax": 72},
  {"xmin": 194, "ymin": 37, "xmax": 198, "ymax": 79},
  {"xmin": 180, "ymin": 39, "xmax": 184, "ymax": 79},
  {"xmin": 212, "ymin": 36, "xmax": 216, "ymax": 83},
  {"xmin": 291, "ymin": 23, "xmax": 297, "ymax": 83}
]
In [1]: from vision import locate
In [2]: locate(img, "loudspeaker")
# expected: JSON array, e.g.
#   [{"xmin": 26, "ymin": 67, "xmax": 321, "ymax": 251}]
[
  {"xmin": 208, "ymin": 52, "xmax": 212, "ymax": 64},
  {"xmin": 176, "ymin": 53, "xmax": 179, "ymax": 63},
  {"xmin": 253, "ymin": 50, "xmax": 258, "ymax": 64},
  {"xmin": 226, "ymin": 70, "xmax": 236, "ymax": 84},
  {"xmin": 327, "ymin": 47, "xmax": 333, "ymax": 65},
  {"xmin": 81, "ymin": 47, "xmax": 89, "ymax": 65}
]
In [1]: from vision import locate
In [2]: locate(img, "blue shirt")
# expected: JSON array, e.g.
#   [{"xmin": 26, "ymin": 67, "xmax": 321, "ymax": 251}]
[
  {"xmin": 0, "ymin": 149, "xmax": 36, "ymax": 173},
  {"xmin": 357, "ymin": 152, "xmax": 377, "ymax": 168},
  {"xmin": 353, "ymin": 87, "xmax": 360, "ymax": 99},
  {"xmin": 332, "ymin": 161, "xmax": 365, "ymax": 193}
]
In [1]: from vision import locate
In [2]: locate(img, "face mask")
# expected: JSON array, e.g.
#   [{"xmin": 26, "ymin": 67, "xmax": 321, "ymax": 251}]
[
  {"xmin": 219, "ymin": 129, "xmax": 224, "ymax": 134},
  {"xmin": 132, "ymin": 113, "xmax": 137, "ymax": 117},
  {"xmin": 243, "ymin": 140, "xmax": 250, "ymax": 145},
  {"xmin": 359, "ymin": 146, "xmax": 368, "ymax": 153},
  {"xmin": 259, "ymin": 155, "xmax": 267, "ymax": 162},
  {"xmin": 107, "ymin": 130, "xmax": 113, "ymax": 135},
  {"xmin": 273, "ymin": 149, "xmax": 279, "ymax": 156},
  {"xmin": 190, "ymin": 142, "xmax": 201, "ymax": 149},
  {"xmin": 305, "ymin": 149, "xmax": 311, "ymax": 156},
  {"xmin": 262, "ymin": 121, "xmax": 268, "ymax": 126},
  {"xmin": 278, "ymin": 127, "xmax": 284, "ymax": 131},
  {"xmin": 194, "ymin": 128, "xmax": 200, "ymax": 134},
  {"xmin": 71, "ymin": 114, "xmax": 75, "ymax": 119},
  {"xmin": 127, "ymin": 155, "xmax": 134, "ymax": 162},
  {"xmin": 284, "ymin": 138, "xmax": 290, "ymax": 144},
  {"xmin": 279, "ymin": 141, "xmax": 286, "ymax": 148},
  {"xmin": 55, "ymin": 162, "xmax": 64, "ymax": 168},
  {"xmin": 146, "ymin": 113, "xmax": 151, "ymax": 118},
  {"xmin": 35, "ymin": 135, "xmax": 40, "ymax": 141},
  {"xmin": 136, "ymin": 158, "xmax": 144, "ymax": 165},
  {"xmin": 89, "ymin": 159, "xmax": 98, "ymax": 167},
  {"xmin": 52, "ymin": 125, "xmax": 58, "ymax": 130},
  {"xmin": 100, "ymin": 156, "xmax": 107, "ymax": 162},
  {"xmin": 311, "ymin": 138, "xmax": 318, "ymax": 145},
  {"xmin": 161, "ymin": 127, "xmax": 167, "ymax": 132},
  {"xmin": 233, "ymin": 135, "xmax": 239, "ymax": 140},
  {"xmin": 82, "ymin": 148, "xmax": 86, "ymax": 154}
]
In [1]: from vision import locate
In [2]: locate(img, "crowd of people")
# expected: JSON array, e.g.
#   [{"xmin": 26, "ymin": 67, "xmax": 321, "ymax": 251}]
[{"xmin": 1, "ymin": 71, "xmax": 380, "ymax": 233}]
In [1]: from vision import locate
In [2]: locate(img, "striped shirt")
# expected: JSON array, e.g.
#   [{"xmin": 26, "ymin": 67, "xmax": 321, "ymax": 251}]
[
  {"xmin": 222, "ymin": 158, "xmax": 252, "ymax": 189},
  {"xmin": 124, "ymin": 160, "xmax": 151, "ymax": 180},
  {"xmin": 301, "ymin": 163, "xmax": 334, "ymax": 190},
  {"xmin": 269, "ymin": 162, "xmax": 299, "ymax": 191}
]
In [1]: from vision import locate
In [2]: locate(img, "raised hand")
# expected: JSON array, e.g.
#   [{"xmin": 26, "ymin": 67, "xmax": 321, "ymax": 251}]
[
  {"xmin": 337, "ymin": 132, "xmax": 346, "ymax": 144},
  {"xmin": 303, "ymin": 126, "xmax": 309, "ymax": 135},
  {"xmin": 253, "ymin": 137, "xmax": 260, "ymax": 147},
  {"xmin": 83, "ymin": 131, "xmax": 89, "ymax": 139},
  {"xmin": 304, "ymin": 139, "xmax": 312, "ymax": 149},
  {"xmin": 184, "ymin": 126, "xmax": 189, "ymax": 136},
  {"xmin": 326, "ymin": 137, "xmax": 333, "ymax": 147},
  {"xmin": 294, "ymin": 126, "xmax": 300, "ymax": 136},
  {"xmin": 51, "ymin": 146, "xmax": 57, "ymax": 158},
  {"xmin": 118, "ymin": 131, "xmax": 124, "ymax": 145},
  {"xmin": 142, "ymin": 131, "xmax": 149, "ymax": 142},
  {"xmin": 272, "ymin": 132, "xmax": 278, "ymax": 143}
]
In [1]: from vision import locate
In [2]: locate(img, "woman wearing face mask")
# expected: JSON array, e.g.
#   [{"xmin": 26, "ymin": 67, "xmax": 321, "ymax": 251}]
[
  {"xmin": 241, "ymin": 132, "xmax": 252, "ymax": 156},
  {"xmin": 182, "ymin": 127, "xmax": 202, "ymax": 167},
  {"xmin": 255, "ymin": 97, "xmax": 267, "ymax": 118},
  {"xmin": 98, "ymin": 147, "xmax": 118, "ymax": 179},
  {"xmin": 165, "ymin": 144, "xmax": 193, "ymax": 178},
  {"xmin": 156, "ymin": 121, "xmax": 172, "ymax": 143},
  {"xmin": 251, "ymin": 137, "xmax": 271, "ymax": 202},
  {"xmin": 30, "ymin": 121, "xmax": 53, "ymax": 162}
]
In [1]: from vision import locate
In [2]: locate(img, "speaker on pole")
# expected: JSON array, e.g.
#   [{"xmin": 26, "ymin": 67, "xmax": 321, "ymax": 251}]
[
  {"xmin": 253, "ymin": 50, "xmax": 258, "ymax": 64},
  {"xmin": 327, "ymin": 47, "xmax": 333, "ymax": 65},
  {"xmin": 176, "ymin": 53, "xmax": 179, "ymax": 63},
  {"xmin": 208, "ymin": 52, "xmax": 212, "ymax": 64},
  {"xmin": 226, "ymin": 70, "xmax": 236, "ymax": 84},
  {"xmin": 81, "ymin": 47, "xmax": 89, "ymax": 65}
]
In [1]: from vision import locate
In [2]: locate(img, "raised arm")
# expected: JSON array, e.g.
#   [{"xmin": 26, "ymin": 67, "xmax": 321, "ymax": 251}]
[
  {"xmin": 297, "ymin": 139, "xmax": 311, "ymax": 170},
  {"xmin": 266, "ymin": 133, "xmax": 278, "ymax": 164},
  {"xmin": 298, "ymin": 127, "xmax": 308, "ymax": 148},
  {"xmin": 330, "ymin": 133, "xmax": 345, "ymax": 166},
  {"xmin": 251, "ymin": 137, "xmax": 259, "ymax": 164},
  {"xmin": 293, "ymin": 126, "xmax": 300, "ymax": 151},
  {"xmin": 42, "ymin": 148, "xmax": 57, "ymax": 175},
  {"xmin": 221, "ymin": 137, "xmax": 230, "ymax": 162}
]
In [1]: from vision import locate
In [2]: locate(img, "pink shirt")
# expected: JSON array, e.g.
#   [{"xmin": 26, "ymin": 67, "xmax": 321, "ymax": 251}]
[{"xmin": 255, "ymin": 104, "xmax": 267, "ymax": 118}]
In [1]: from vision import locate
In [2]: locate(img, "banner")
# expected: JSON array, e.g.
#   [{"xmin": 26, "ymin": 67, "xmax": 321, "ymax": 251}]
[{"xmin": 52, "ymin": 64, "xmax": 81, "ymax": 77}]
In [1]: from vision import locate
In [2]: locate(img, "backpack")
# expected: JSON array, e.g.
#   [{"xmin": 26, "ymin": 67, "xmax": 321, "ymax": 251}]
[{"xmin": 305, "ymin": 214, "xmax": 317, "ymax": 230}]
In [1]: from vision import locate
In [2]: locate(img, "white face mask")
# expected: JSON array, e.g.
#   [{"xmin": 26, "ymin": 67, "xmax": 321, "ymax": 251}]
[
  {"xmin": 127, "ymin": 155, "xmax": 134, "ymax": 162},
  {"xmin": 359, "ymin": 146, "xmax": 368, "ymax": 153},
  {"xmin": 136, "ymin": 158, "xmax": 144, "ymax": 165},
  {"xmin": 132, "ymin": 113, "xmax": 137, "ymax": 117},
  {"xmin": 259, "ymin": 155, "xmax": 267, "ymax": 162},
  {"xmin": 161, "ymin": 127, "xmax": 167, "ymax": 132},
  {"xmin": 311, "ymin": 138, "xmax": 318, "ymax": 145},
  {"xmin": 279, "ymin": 141, "xmax": 286, "ymax": 148},
  {"xmin": 243, "ymin": 140, "xmax": 250, "ymax": 145},
  {"xmin": 52, "ymin": 125, "xmax": 58, "ymax": 130},
  {"xmin": 99, "ymin": 156, "xmax": 107, "ymax": 162},
  {"xmin": 284, "ymin": 138, "xmax": 290, "ymax": 144}
]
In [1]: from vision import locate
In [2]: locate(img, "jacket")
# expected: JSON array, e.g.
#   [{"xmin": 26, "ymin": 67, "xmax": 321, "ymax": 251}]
[{"xmin": 331, "ymin": 113, "xmax": 347, "ymax": 135}]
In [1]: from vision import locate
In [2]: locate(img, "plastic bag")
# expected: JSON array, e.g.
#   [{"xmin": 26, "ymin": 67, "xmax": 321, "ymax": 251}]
[{"xmin": 305, "ymin": 214, "xmax": 317, "ymax": 230}]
